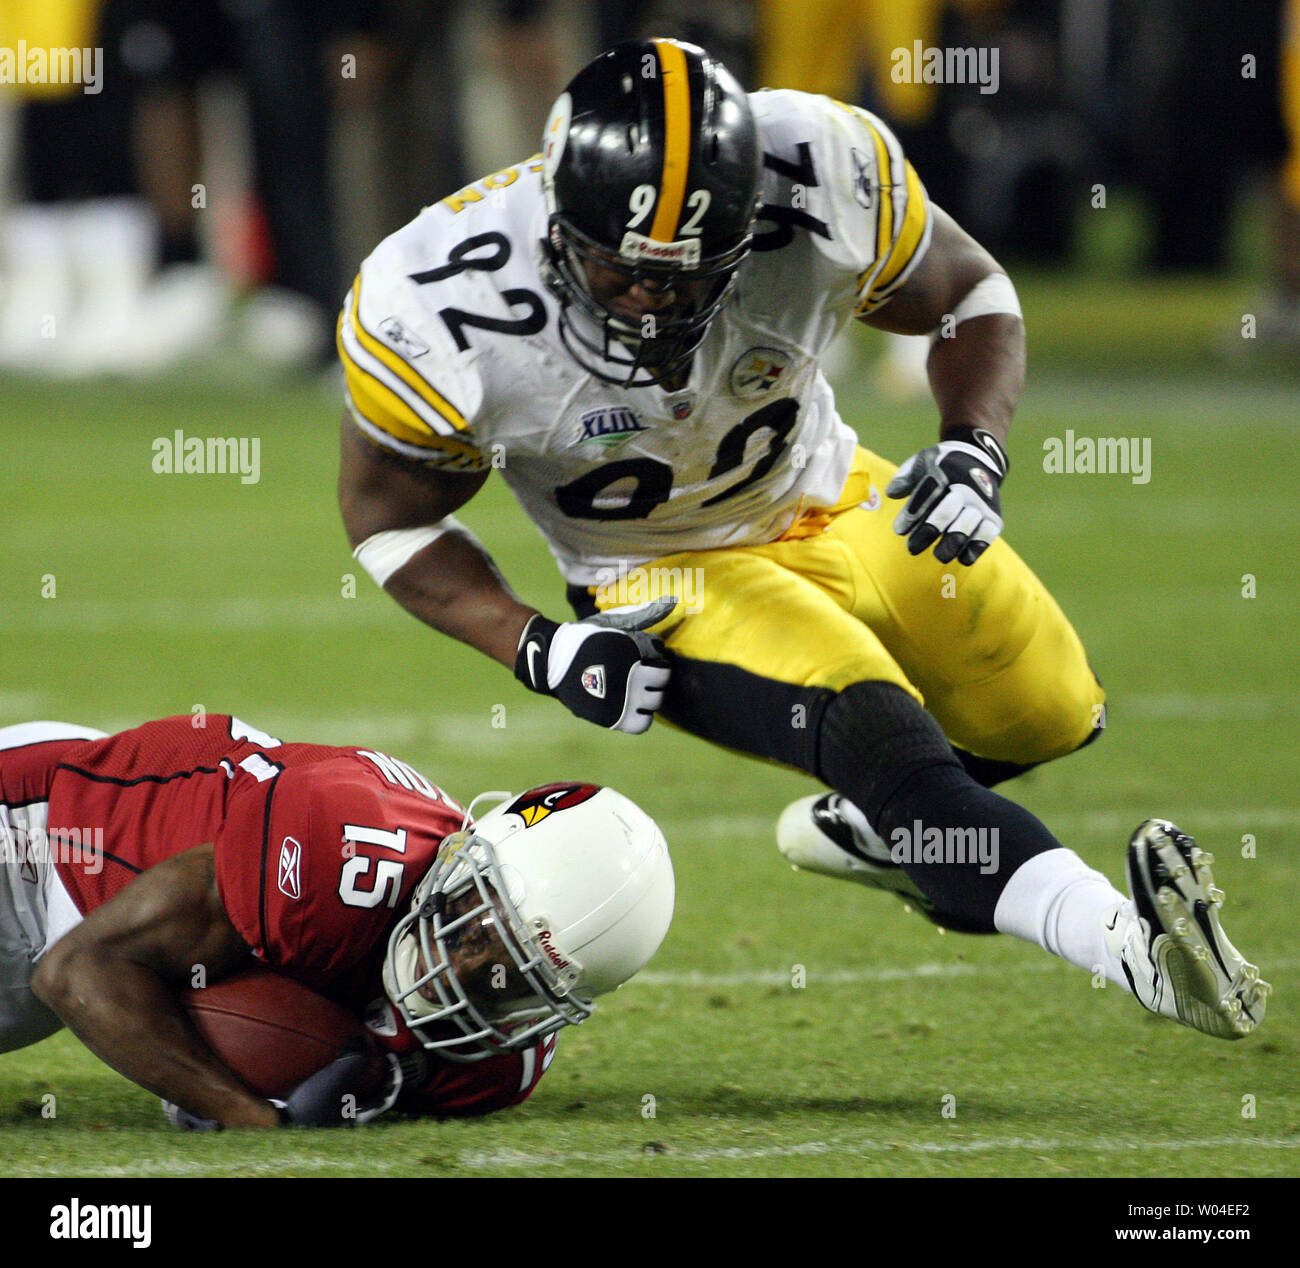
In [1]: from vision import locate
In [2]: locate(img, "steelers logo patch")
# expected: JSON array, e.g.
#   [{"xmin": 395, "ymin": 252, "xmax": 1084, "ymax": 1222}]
[{"xmin": 730, "ymin": 347, "xmax": 791, "ymax": 399}]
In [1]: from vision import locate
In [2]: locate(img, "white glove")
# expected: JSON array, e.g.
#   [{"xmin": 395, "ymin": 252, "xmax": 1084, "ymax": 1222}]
[
  {"xmin": 886, "ymin": 426, "xmax": 1009, "ymax": 566},
  {"xmin": 514, "ymin": 598, "xmax": 676, "ymax": 733}
]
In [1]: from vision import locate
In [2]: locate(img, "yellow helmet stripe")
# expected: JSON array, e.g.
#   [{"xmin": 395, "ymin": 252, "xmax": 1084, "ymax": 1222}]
[{"xmin": 648, "ymin": 38, "xmax": 691, "ymax": 242}]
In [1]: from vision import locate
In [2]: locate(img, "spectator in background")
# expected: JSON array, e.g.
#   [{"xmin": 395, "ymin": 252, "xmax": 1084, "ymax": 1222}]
[
  {"xmin": 0, "ymin": 0, "xmax": 155, "ymax": 377},
  {"xmin": 0, "ymin": 0, "xmax": 375, "ymax": 377},
  {"xmin": 114, "ymin": 0, "xmax": 370, "ymax": 372},
  {"xmin": 1263, "ymin": 0, "xmax": 1300, "ymax": 344},
  {"xmin": 332, "ymin": 0, "xmax": 561, "ymax": 263},
  {"xmin": 599, "ymin": 0, "xmax": 756, "ymax": 87}
]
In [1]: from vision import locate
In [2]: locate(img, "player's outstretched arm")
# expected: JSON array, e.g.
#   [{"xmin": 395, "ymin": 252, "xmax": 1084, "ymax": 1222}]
[
  {"xmin": 338, "ymin": 414, "xmax": 537, "ymax": 667},
  {"xmin": 29, "ymin": 845, "xmax": 279, "ymax": 1129},
  {"xmin": 862, "ymin": 206, "xmax": 1026, "ymax": 566},
  {"xmin": 339, "ymin": 416, "xmax": 674, "ymax": 732},
  {"xmin": 859, "ymin": 204, "xmax": 1025, "ymax": 445}
]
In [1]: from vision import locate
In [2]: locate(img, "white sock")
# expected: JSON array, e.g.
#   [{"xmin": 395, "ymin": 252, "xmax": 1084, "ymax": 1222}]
[
  {"xmin": 0, "ymin": 205, "xmax": 76, "ymax": 358},
  {"xmin": 994, "ymin": 848, "xmax": 1129, "ymax": 985}
]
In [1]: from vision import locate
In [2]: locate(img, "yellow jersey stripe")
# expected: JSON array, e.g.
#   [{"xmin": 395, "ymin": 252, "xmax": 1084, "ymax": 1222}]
[
  {"xmin": 869, "ymin": 209, "xmax": 933, "ymax": 307},
  {"xmin": 350, "ymin": 403, "xmax": 486, "ymax": 467},
  {"xmin": 337, "ymin": 311, "xmax": 448, "ymax": 448},
  {"xmin": 868, "ymin": 122, "xmax": 896, "ymax": 283},
  {"xmin": 832, "ymin": 101, "xmax": 896, "ymax": 295},
  {"xmin": 870, "ymin": 161, "xmax": 929, "ymax": 296},
  {"xmin": 340, "ymin": 355, "xmax": 439, "ymax": 449},
  {"xmin": 348, "ymin": 278, "xmax": 467, "ymax": 432},
  {"xmin": 649, "ymin": 39, "xmax": 691, "ymax": 242}
]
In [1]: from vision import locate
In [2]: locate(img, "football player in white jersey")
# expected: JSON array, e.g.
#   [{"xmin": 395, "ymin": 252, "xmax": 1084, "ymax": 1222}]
[{"xmin": 336, "ymin": 39, "xmax": 1268, "ymax": 1040}]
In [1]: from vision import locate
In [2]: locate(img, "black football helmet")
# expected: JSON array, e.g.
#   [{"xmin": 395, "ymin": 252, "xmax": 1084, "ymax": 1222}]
[{"xmin": 539, "ymin": 39, "xmax": 761, "ymax": 386}]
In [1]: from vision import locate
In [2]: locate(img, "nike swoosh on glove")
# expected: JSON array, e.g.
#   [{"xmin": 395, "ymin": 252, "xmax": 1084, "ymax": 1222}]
[
  {"xmin": 515, "ymin": 597, "xmax": 676, "ymax": 733},
  {"xmin": 886, "ymin": 425, "xmax": 1009, "ymax": 566}
]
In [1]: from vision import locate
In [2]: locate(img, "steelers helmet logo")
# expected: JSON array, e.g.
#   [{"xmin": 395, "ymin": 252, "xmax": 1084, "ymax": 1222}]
[{"xmin": 730, "ymin": 347, "xmax": 791, "ymax": 399}]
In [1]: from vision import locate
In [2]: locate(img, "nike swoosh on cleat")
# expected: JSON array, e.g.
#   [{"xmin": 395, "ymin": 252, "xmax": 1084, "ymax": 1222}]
[
  {"xmin": 1192, "ymin": 900, "xmax": 1234, "ymax": 979},
  {"xmin": 1120, "ymin": 958, "xmax": 1140, "ymax": 1002}
]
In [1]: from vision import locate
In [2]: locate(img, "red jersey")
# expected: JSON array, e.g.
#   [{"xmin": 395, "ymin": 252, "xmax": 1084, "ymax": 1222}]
[{"xmin": 14, "ymin": 714, "xmax": 554, "ymax": 1116}]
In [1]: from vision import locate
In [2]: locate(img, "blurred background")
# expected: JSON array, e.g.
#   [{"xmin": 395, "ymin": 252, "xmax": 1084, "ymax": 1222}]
[{"xmin": 0, "ymin": 0, "xmax": 1295, "ymax": 381}]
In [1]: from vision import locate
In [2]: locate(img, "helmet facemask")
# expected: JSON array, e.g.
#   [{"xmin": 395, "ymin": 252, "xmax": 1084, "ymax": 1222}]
[
  {"xmin": 383, "ymin": 810, "xmax": 594, "ymax": 1063},
  {"xmin": 538, "ymin": 39, "xmax": 763, "ymax": 388},
  {"xmin": 542, "ymin": 208, "xmax": 756, "ymax": 387}
]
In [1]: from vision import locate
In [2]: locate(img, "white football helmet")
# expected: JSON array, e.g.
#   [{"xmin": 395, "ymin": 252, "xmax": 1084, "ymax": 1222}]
[{"xmin": 383, "ymin": 783, "xmax": 674, "ymax": 1061}]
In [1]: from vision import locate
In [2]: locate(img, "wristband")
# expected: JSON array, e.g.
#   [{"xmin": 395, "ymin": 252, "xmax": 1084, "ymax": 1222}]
[
  {"xmin": 942, "ymin": 424, "xmax": 1009, "ymax": 477},
  {"xmin": 514, "ymin": 614, "xmax": 559, "ymax": 693},
  {"xmin": 949, "ymin": 272, "xmax": 1022, "ymax": 325},
  {"xmin": 352, "ymin": 520, "xmax": 464, "ymax": 589}
]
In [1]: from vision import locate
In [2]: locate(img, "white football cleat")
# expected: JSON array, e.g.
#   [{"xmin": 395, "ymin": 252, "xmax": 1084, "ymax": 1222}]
[
  {"xmin": 776, "ymin": 793, "xmax": 928, "ymax": 906},
  {"xmin": 1108, "ymin": 818, "xmax": 1270, "ymax": 1039}
]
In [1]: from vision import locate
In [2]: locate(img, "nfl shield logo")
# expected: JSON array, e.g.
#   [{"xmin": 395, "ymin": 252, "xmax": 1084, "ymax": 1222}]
[
  {"xmin": 669, "ymin": 396, "xmax": 695, "ymax": 420},
  {"xmin": 581, "ymin": 665, "xmax": 607, "ymax": 699}
]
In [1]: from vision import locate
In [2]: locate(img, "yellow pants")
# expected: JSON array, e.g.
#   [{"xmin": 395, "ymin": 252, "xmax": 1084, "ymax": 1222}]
[{"xmin": 586, "ymin": 447, "xmax": 1103, "ymax": 770}]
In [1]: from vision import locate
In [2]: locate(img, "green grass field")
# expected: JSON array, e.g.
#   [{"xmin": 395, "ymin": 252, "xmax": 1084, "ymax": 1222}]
[{"xmin": 1, "ymin": 270, "xmax": 1296, "ymax": 1179}]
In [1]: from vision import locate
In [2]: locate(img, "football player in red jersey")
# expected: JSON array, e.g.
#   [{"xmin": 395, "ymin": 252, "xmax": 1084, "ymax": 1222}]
[{"xmin": 0, "ymin": 715, "xmax": 674, "ymax": 1129}]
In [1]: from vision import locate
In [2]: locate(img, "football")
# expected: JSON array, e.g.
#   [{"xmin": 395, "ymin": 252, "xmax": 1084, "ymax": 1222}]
[{"xmin": 181, "ymin": 963, "xmax": 380, "ymax": 1100}]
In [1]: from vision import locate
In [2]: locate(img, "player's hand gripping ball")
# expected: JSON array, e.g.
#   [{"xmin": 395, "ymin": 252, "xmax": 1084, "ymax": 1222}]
[{"xmin": 166, "ymin": 964, "xmax": 393, "ymax": 1128}]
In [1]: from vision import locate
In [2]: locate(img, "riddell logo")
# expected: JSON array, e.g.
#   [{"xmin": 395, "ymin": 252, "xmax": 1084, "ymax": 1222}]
[
  {"xmin": 618, "ymin": 230, "xmax": 701, "ymax": 268},
  {"xmin": 536, "ymin": 927, "xmax": 571, "ymax": 974}
]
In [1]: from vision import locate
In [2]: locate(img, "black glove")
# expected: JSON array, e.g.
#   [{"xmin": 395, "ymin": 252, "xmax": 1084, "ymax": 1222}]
[
  {"xmin": 515, "ymin": 598, "xmax": 676, "ymax": 733},
  {"xmin": 163, "ymin": 1040, "xmax": 411, "ymax": 1130},
  {"xmin": 886, "ymin": 425, "xmax": 1009, "ymax": 566}
]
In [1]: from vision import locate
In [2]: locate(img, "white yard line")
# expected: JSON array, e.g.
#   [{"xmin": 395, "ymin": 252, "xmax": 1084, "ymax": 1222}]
[
  {"xmin": 658, "ymin": 807, "xmax": 1300, "ymax": 841},
  {"xmin": 0, "ymin": 596, "xmax": 394, "ymax": 632},
  {"xmin": 630, "ymin": 957, "xmax": 1300, "ymax": 990},
  {"xmin": 460, "ymin": 1134, "xmax": 1300, "ymax": 1170},
  {"xmin": 9, "ymin": 1133, "xmax": 1296, "ymax": 1179}
]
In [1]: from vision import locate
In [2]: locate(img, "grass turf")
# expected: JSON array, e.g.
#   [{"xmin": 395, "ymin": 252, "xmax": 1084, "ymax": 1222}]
[{"xmin": 0, "ymin": 270, "xmax": 1296, "ymax": 1177}]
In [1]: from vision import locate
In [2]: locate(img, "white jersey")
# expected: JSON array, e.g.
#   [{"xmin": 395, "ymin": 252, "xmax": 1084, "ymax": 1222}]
[
  {"xmin": 338, "ymin": 90, "xmax": 932, "ymax": 586},
  {"xmin": 0, "ymin": 722, "xmax": 101, "ymax": 1054}
]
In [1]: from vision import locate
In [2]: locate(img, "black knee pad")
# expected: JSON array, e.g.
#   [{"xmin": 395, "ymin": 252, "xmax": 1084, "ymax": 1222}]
[
  {"xmin": 815, "ymin": 681, "xmax": 964, "ymax": 827},
  {"xmin": 816, "ymin": 680, "xmax": 1067, "ymax": 933}
]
